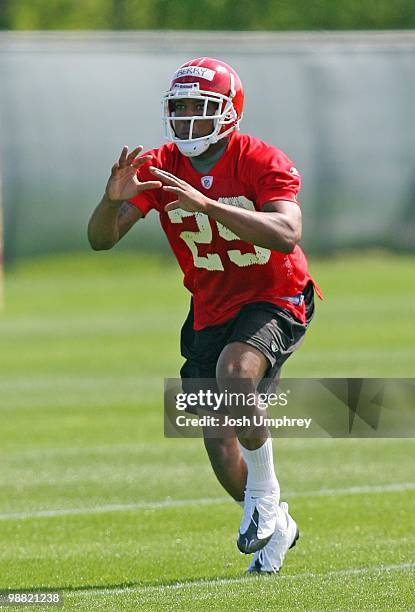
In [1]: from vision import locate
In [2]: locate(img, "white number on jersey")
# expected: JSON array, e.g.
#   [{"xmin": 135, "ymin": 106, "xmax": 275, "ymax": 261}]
[
  {"xmin": 167, "ymin": 196, "xmax": 271, "ymax": 271},
  {"xmin": 168, "ymin": 209, "xmax": 224, "ymax": 271},
  {"xmin": 216, "ymin": 197, "xmax": 271, "ymax": 267}
]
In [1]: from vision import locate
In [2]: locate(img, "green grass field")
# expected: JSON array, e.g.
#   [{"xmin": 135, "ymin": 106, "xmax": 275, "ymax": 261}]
[{"xmin": 0, "ymin": 252, "xmax": 414, "ymax": 611}]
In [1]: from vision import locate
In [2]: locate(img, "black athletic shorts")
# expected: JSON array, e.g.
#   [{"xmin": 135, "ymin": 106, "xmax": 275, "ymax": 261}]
[{"xmin": 180, "ymin": 281, "xmax": 315, "ymax": 396}]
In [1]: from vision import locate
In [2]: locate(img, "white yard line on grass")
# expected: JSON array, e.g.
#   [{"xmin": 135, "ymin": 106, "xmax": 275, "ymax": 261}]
[
  {"xmin": 73, "ymin": 562, "xmax": 415, "ymax": 597},
  {"xmin": 0, "ymin": 482, "xmax": 414, "ymax": 522},
  {"xmin": 0, "ymin": 497, "xmax": 226, "ymax": 521},
  {"xmin": 1, "ymin": 438, "xmax": 353, "ymax": 458}
]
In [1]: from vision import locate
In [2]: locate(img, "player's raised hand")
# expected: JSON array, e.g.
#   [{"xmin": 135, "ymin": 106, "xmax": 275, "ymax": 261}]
[
  {"xmin": 149, "ymin": 167, "xmax": 208, "ymax": 213},
  {"xmin": 105, "ymin": 146, "xmax": 162, "ymax": 203}
]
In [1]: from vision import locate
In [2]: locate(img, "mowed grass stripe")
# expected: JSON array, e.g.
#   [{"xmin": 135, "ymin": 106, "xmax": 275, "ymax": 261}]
[
  {"xmin": 1, "ymin": 482, "xmax": 414, "ymax": 521},
  {"xmin": 73, "ymin": 561, "xmax": 415, "ymax": 597},
  {"xmin": 2, "ymin": 437, "xmax": 414, "ymax": 458}
]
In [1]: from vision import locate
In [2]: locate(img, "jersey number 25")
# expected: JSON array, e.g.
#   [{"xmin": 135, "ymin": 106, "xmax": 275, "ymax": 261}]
[{"xmin": 167, "ymin": 198, "xmax": 271, "ymax": 271}]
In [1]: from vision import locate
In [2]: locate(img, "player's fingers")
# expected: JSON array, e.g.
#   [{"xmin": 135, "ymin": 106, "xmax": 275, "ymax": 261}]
[
  {"xmin": 127, "ymin": 145, "xmax": 143, "ymax": 161},
  {"xmin": 111, "ymin": 162, "xmax": 120, "ymax": 175},
  {"xmin": 118, "ymin": 145, "xmax": 128, "ymax": 165},
  {"xmin": 132, "ymin": 155, "xmax": 152, "ymax": 168},
  {"xmin": 164, "ymin": 200, "xmax": 180, "ymax": 212},
  {"xmin": 139, "ymin": 180, "xmax": 163, "ymax": 191},
  {"xmin": 162, "ymin": 186, "xmax": 184, "ymax": 194},
  {"xmin": 149, "ymin": 167, "xmax": 182, "ymax": 186}
]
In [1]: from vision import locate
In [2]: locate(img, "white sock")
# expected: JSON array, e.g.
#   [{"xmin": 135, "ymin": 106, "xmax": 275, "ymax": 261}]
[{"xmin": 240, "ymin": 438, "xmax": 280, "ymax": 498}]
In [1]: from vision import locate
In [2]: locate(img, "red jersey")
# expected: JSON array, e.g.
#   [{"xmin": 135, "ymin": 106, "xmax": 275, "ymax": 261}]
[{"xmin": 129, "ymin": 132, "xmax": 318, "ymax": 330}]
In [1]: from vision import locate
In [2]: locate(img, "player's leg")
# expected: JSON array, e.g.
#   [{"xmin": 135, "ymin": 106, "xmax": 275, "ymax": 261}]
[
  {"xmin": 202, "ymin": 342, "xmax": 270, "ymax": 503},
  {"xmin": 246, "ymin": 289, "xmax": 315, "ymax": 572},
  {"xmin": 202, "ymin": 431, "xmax": 246, "ymax": 502},
  {"xmin": 214, "ymin": 340, "xmax": 281, "ymax": 554},
  {"xmin": 181, "ymin": 294, "xmax": 312, "ymax": 565},
  {"xmin": 179, "ymin": 300, "xmax": 248, "ymax": 500},
  {"xmin": 216, "ymin": 341, "xmax": 270, "ymax": 449}
]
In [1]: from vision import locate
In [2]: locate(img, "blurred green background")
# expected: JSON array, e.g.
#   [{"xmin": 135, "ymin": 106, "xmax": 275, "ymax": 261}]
[{"xmin": 1, "ymin": 0, "xmax": 415, "ymax": 30}]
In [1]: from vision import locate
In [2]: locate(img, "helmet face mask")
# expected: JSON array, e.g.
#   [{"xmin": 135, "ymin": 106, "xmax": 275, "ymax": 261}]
[{"xmin": 161, "ymin": 58, "xmax": 244, "ymax": 157}]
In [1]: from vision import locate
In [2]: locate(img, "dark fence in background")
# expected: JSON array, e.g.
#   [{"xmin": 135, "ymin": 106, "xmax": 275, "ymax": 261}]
[{"xmin": 0, "ymin": 31, "xmax": 414, "ymax": 261}]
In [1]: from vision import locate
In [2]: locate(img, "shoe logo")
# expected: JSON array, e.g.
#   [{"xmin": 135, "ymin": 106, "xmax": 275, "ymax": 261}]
[
  {"xmin": 201, "ymin": 176, "xmax": 213, "ymax": 189},
  {"xmin": 238, "ymin": 507, "xmax": 261, "ymax": 554}
]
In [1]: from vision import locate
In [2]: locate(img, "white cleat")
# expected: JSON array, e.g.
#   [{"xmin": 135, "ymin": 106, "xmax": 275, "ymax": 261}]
[
  {"xmin": 246, "ymin": 502, "xmax": 299, "ymax": 573},
  {"xmin": 237, "ymin": 489, "xmax": 279, "ymax": 554}
]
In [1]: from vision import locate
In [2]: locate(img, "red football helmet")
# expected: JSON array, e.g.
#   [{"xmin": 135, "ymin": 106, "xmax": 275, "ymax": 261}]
[{"xmin": 162, "ymin": 57, "xmax": 244, "ymax": 157}]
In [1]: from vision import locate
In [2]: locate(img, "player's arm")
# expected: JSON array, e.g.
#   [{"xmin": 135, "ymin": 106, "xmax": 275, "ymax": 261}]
[
  {"xmin": 87, "ymin": 145, "xmax": 162, "ymax": 251},
  {"xmin": 205, "ymin": 199, "xmax": 301, "ymax": 254},
  {"xmin": 87, "ymin": 197, "xmax": 143, "ymax": 251},
  {"xmin": 149, "ymin": 167, "xmax": 301, "ymax": 254}
]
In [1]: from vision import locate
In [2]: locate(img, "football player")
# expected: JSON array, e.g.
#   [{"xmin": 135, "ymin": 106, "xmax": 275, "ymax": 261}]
[{"xmin": 88, "ymin": 57, "xmax": 320, "ymax": 574}]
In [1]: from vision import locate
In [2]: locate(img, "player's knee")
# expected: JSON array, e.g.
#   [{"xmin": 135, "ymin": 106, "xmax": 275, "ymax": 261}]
[
  {"xmin": 217, "ymin": 360, "xmax": 252, "ymax": 381},
  {"xmin": 216, "ymin": 356, "xmax": 257, "ymax": 388},
  {"xmin": 216, "ymin": 342, "xmax": 267, "ymax": 385}
]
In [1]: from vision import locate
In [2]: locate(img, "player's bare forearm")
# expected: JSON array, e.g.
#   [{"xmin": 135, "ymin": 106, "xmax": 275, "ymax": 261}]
[
  {"xmin": 88, "ymin": 194, "xmax": 122, "ymax": 250},
  {"xmin": 150, "ymin": 166, "xmax": 301, "ymax": 254},
  {"xmin": 87, "ymin": 196, "xmax": 142, "ymax": 250},
  {"xmin": 204, "ymin": 199, "xmax": 301, "ymax": 253}
]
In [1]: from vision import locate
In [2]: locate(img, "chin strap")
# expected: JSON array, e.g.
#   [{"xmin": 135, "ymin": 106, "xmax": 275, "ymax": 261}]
[{"xmin": 176, "ymin": 138, "xmax": 212, "ymax": 157}]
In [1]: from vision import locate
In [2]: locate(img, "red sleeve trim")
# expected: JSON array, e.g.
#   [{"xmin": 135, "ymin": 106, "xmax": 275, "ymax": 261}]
[{"xmin": 256, "ymin": 193, "xmax": 300, "ymax": 209}]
